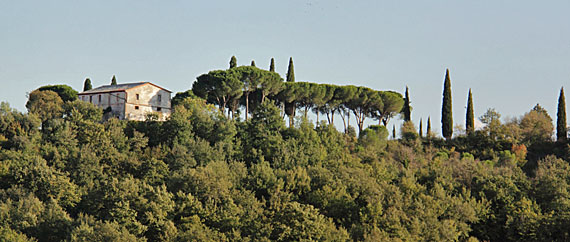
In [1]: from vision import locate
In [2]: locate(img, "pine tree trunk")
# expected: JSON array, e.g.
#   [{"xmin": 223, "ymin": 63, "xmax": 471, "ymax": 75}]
[
  {"xmin": 245, "ymin": 93, "xmax": 249, "ymax": 120},
  {"xmin": 316, "ymin": 112, "xmax": 319, "ymax": 127}
]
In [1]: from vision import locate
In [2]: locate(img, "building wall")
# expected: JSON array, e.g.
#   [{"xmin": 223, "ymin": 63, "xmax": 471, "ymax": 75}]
[
  {"xmin": 78, "ymin": 91, "xmax": 126, "ymax": 119},
  {"xmin": 124, "ymin": 84, "xmax": 171, "ymax": 121}
]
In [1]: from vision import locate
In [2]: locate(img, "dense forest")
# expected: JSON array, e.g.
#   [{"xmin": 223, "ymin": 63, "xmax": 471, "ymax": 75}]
[{"xmin": 1, "ymin": 57, "xmax": 570, "ymax": 241}]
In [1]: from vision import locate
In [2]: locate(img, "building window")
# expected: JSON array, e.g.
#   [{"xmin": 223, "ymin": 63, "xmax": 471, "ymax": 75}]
[
  {"xmin": 135, "ymin": 106, "xmax": 139, "ymax": 110},
  {"xmin": 158, "ymin": 95, "xmax": 162, "ymax": 102},
  {"xmin": 136, "ymin": 94, "xmax": 139, "ymax": 100},
  {"xmin": 89, "ymin": 96, "xmax": 92, "ymax": 103},
  {"xmin": 98, "ymin": 95, "xmax": 101, "ymax": 103},
  {"xmin": 157, "ymin": 107, "xmax": 162, "ymax": 111}
]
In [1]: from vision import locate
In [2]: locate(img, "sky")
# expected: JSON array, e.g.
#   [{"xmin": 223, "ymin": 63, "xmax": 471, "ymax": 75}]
[{"xmin": 1, "ymin": 0, "xmax": 569, "ymax": 136}]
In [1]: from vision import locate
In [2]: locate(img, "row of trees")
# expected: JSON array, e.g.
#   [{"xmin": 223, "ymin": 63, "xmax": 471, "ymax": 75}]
[
  {"xmin": 191, "ymin": 57, "xmax": 405, "ymax": 133},
  {"xmin": 438, "ymin": 69, "xmax": 568, "ymax": 142},
  {"xmin": 82, "ymin": 75, "xmax": 118, "ymax": 92}
]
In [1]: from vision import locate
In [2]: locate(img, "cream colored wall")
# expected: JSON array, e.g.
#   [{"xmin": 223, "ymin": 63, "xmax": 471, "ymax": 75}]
[
  {"xmin": 124, "ymin": 84, "xmax": 171, "ymax": 121},
  {"xmin": 78, "ymin": 92, "xmax": 127, "ymax": 120}
]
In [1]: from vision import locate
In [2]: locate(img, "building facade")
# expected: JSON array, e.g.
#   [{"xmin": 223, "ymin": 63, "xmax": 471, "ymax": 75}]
[{"xmin": 78, "ymin": 82, "xmax": 172, "ymax": 121}]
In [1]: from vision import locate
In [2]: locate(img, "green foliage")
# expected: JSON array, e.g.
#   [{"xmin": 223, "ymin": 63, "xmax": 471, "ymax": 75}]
[
  {"xmin": 286, "ymin": 57, "xmax": 295, "ymax": 83},
  {"xmin": 244, "ymin": 101, "xmax": 285, "ymax": 164},
  {"xmin": 229, "ymin": 56, "xmax": 237, "ymax": 69},
  {"xmin": 37, "ymin": 84, "xmax": 78, "ymax": 102},
  {"xmin": 403, "ymin": 86, "xmax": 411, "ymax": 122},
  {"xmin": 419, "ymin": 118, "xmax": 423, "ymax": 137},
  {"xmin": 519, "ymin": 106, "xmax": 554, "ymax": 145},
  {"xmin": 376, "ymin": 91, "xmax": 404, "ymax": 126},
  {"xmin": 271, "ymin": 202, "xmax": 350, "ymax": 241},
  {"xmin": 26, "ymin": 90, "xmax": 64, "ymax": 125},
  {"xmin": 427, "ymin": 116, "xmax": 432, "ymax": 138},
  {"xmin": 269, "ymin": 58, "xmax": 275, "ymax": 72},
  {"xmin": 466, "ymin": 89, "xmax": 475, "ymax": 134},
  {"xmin": 193, "ymin": 70, "xmax": 243, "ymax": 117},
  {"xmin": 111, "ymin": 75, "xmax": 117, "ymax": 85},
  {"xmin": 83, "ymin": 78, "xmax": 92, "ymax": 92},
  {"xmin": 172, "ymin": 89, "xmax": 198, "ymax": 107},
  {"xmin": 0, "ymin": 226, "xmax": 36, "ymax": 242},
  {"xmin": 400, "ymin": 121, "xmax": 419, "ymax": 144},
  {"xmin": 442, "ymin": 69, "xmax": 453, "ymax": 140},
  {"xmin": 557, "ymin": 87, "xmax": 567, "ymax": 141},
  {"xmin": 358, "ymin": 125, "xmax": 388, "ymax": 155},
  {"xmin": 3, "ymin": 73, "xmax": 570, "ymax": 241}
]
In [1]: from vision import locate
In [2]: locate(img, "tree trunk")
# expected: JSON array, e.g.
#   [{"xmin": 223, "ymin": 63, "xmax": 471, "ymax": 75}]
[
  {"xmin": 316, "ymin": 111, "xmax": 319, "ymax": 127},
  {"xmin": 340, "ymin": 112, "xmax": 347, "ymax": 133},
  {"xmin": 344, "ymin": 112, "xmax": 350, "ymax": 133},
  {"xmin": 245, "ymin": 92, "xmax": 249, "ymax": 120}
]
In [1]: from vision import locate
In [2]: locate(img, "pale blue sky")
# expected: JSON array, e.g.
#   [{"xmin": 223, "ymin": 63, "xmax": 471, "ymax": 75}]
[{"xmin": 1, "ymin": 1, "xmax": 569, "ymax": 135}]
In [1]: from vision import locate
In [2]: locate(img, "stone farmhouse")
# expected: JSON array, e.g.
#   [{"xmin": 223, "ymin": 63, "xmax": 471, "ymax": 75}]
[{"xmin": 78, "ymin": 82, "xmax": 172, "ymax": 121}]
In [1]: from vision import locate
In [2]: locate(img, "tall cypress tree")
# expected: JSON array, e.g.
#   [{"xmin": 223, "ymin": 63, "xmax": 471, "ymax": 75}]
[
  {"xmin": 269, "ymin": 58, "xmax": 275, "ymax": 72},
  {"xmin": 466, "ymin": 88, "xmax": 474, "ymax": 134},
  {"xmin": 285, "ymin": 57, "xmax": 296, "ymax": 127},
  {"xmin": 419, "ymin": 118, "xmax": 423, "ymax": 138},
  {"xmin": 251, "ymin": 60, "xmax": 256, "ymax": 67},
  {"xmin": 403, "ymin": 86, "xmax": 411, "ymax": 122},
  {"xmin": 111, "ymin": 75, "xmax": 117, "ymax": 85},
  {"xmin": 557, "ymin": 87, "xmax": 567, "ymax": 141},
  {"xmin": 427, "ymin": 116, "xmax": 432, "ymax": 138},
  {"xmin": 83, "ymin": 78, "xmax": 92, "ymax": 91},
  {"xmin": 230, "ymin": 56, "xmax": 237, "ymax": 69},
  {"xmin": 286, "ymin": 57, "xmax": 295, "ymax": 83},
  {"xmin": 441, "ymin": 69, "xmax": 453, "ymax": 140}
]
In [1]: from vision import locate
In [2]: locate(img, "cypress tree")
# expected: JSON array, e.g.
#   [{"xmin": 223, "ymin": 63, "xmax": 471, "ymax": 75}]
[
  {"xmin": 230, "ymin": 56, "xmax": 237, "ymax": 69},
  {"xmin": 403, "ymin": 86, "xmax": 411, "ymax": 122},
  {"xmin": 557, "ymin": 87, "xmax": 567, "ymax": 141},
  {"xmin": 392, "ymin": 125, "xmax": 396, "ymax": 139},
  {"xmin": 111, "ymin": 75, "xmax": 117, "ymax": 85},
  {"xmin": 251, "ymin": 60, "xmax": 256, "ymax": 67},
  {"xmin": 269, "ymin": 58, "xmax": 275, "ymax": 72},
  {"xmin": 441, "ymin": 69, "xmax": 453, "ymax": 140},
  {"xmin": 285, "ymin": 57, "xmax": 296, "ymax": 127},
  {"xmin": 83, "ymin": 78, "xmax": 92, "ymax": 91},
  {"xmin": 427, "ymin": 116, "xmax": 432, "ymax": 138},
  {"xmin": 286, "ymin": 57, "xmax": 295, "ymax": 82},
  {"xmin": 466, "ymin": 88, "xmax": 474, "ymax": 134},
  {"xmin": 419, "ymin": 118, "xmax": 423, "ymax": 138}
]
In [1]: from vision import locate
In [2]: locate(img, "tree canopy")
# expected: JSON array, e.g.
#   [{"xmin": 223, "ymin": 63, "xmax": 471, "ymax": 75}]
[{"xmin": 37, "ymin": 84, "xmax": 78, "ymax": 102}]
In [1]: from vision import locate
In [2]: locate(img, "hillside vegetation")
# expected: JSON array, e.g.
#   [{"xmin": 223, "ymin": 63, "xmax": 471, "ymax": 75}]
[{"xmin": 1, "ymin": 62, "xmax": 569, "ymax": 241}]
